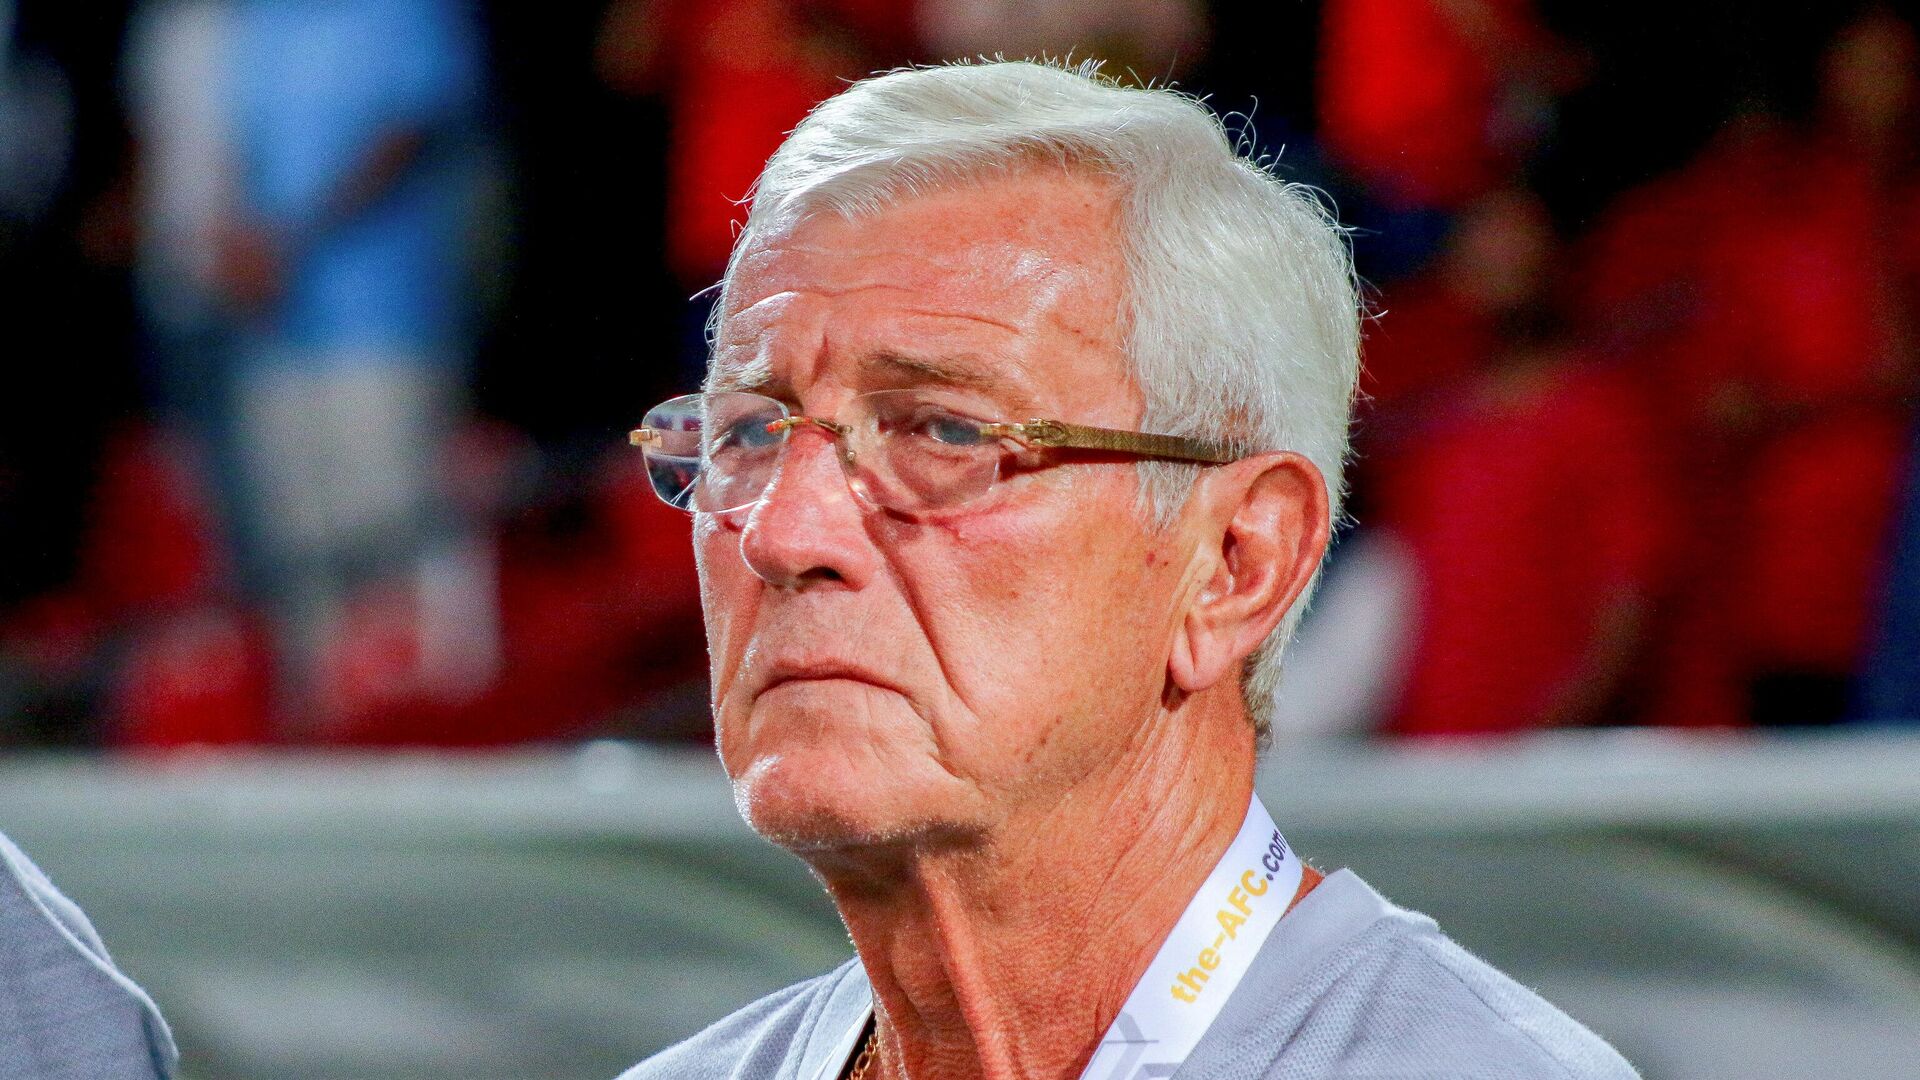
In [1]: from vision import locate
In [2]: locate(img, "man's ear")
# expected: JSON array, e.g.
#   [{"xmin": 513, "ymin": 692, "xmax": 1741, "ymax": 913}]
[{"xmin": 1168, "ymin": 452, "xmax": 1331, "ymax": 694}]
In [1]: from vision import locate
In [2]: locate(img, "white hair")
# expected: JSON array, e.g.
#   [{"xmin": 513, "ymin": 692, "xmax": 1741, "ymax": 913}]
[{"xmin": 713, "ymin": 59, "xmax": 1362, "ymax": 739}]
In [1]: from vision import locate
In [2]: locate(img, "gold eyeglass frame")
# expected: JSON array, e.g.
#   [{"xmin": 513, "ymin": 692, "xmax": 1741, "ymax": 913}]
[
  {"xmin": 627, "ymin": 391, "xmax": 1241, "ymax": 512},
  {"xmin": 628, "ymin": 409, "xmax": 1236, "ymax": 462}
]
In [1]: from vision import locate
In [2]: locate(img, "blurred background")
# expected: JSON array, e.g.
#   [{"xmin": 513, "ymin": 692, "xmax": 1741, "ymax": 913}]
[{"xmin": 2, "ymin": 0, "xmax": 1919, "ymax": 1077}]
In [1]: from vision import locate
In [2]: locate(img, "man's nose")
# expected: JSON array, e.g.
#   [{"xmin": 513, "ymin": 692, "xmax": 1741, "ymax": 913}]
[{"xmin": 737, "ymin": 427, "xmax": 880, "ymax": 591}]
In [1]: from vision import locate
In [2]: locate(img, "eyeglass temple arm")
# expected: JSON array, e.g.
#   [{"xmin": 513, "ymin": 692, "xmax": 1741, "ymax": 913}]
[
  {"xmin": 984, "ymin": 419, "xmax": 1238, "ymax": 464},
  {"xmin": 631, "ymin": 418, "xmax": 1237, "ymax": 463}
]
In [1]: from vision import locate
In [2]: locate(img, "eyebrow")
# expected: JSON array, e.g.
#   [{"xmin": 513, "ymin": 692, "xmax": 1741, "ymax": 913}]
[
  {"xmin": 858, "ymin": 351, "xmax": 1025, "ymax": 400},
  {"xmin": 705, "ymin": 359, "xmax": 777, "ymax": 395},
  {"xmin": 707, "ymin": 349, "xmax": 1029, "ymax": 404}
]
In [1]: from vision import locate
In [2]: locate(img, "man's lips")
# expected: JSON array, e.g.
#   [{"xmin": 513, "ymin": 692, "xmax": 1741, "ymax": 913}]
[{"xmin": 756, "ymin": 661, "xmax": 906, "ymax": 697}]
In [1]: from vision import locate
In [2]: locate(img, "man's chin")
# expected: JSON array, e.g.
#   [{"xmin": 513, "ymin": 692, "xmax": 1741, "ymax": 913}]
[{"xmin": 729, "ymin": 752, "xmax": 980, "ymax": 856}]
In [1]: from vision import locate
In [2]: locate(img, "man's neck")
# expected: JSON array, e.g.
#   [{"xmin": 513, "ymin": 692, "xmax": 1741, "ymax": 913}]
[{"xmin": 811, "ymin": 703, "xmax": 1258, "ymax": 1080}]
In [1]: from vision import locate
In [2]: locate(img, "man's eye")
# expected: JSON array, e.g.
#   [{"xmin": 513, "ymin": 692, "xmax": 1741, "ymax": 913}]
[
  {"xmin": 713, "ymin": 415, "xmax": 783, "ymax": 450},
  {"xmin": 911, "ymin": 411, "xmax": 986, "ymax": 447}
]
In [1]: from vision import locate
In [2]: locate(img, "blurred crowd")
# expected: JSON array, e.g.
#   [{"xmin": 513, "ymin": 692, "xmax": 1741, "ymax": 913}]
[{"xmin": 1, "ymin": 0, "xmax": 1917, "ymax": 749}]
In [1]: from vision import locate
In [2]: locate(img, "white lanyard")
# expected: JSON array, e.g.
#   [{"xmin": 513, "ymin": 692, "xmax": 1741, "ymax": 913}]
[
  {"xmin": 1078, "ymin": 793, "xmax": 1302, "ymax": 1079},
  {"xmin": 819, "ymin": 794, "xmax": 1303, "ymax": 1080}
]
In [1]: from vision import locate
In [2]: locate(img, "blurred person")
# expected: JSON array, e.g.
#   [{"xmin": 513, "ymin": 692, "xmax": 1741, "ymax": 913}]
[
  {"xmin": 1708, "ymin": 6, "xmax": 1919, "ymax": 726},
  {"xmin": 1847, "ymin": 4, "xmax": 1920, "ymax": 723},
  {"xmin": 1359, "ymin": 187, "xmax": 1554, "ymax": 417},
  {"xmin": 98, "ymin": 0, "xmax": 268, "ymax": 747},
  {"xmin": 597, "ymin": 0, "xmax": 914, "ymax": 385},
  {"xmin": 1586, "ymin": 5, "xmax": 1920, "ymax": 728},
  {"xmin": 198, "ymin": 0, "xmax": 497, "ymax": 731},
  {"xmin": 1859, "ymin": 416, "xmax": 1920, "ymax": 722},
  {"xmin": 914, "ymin": 0, "xmax": 1205, "ymax": 81},
  {"xmin": 1313, "ymin": 0, "xmax": 1586, "ymax": 279},
  {"xmin": 0, "ymin": 0, "xmax": 79, "ymax": 737},
  {"xmin": 1567, "ymin": 111, "xmax": 1792, "ymax": 730},
  {"xmin": 0, "ymin": 0, "xmax": 70, "ymax": 233},
  {"xmin": 1316, "ymin": 0, "xmax": 1583, "ymax": 212},
  {"xmin": 1275, "ymin": 188, "xmax": 1570, "ymax": 741},
  {"xmin": 1363, "ymin": 191, "xmax": 1668, "ymax": 736},
  {"xmin": 125, "ymin": 0, "xmax": 235, "ymax": 473},
  {"xmin": 0, "ymin": 3, "xmax": 159, "ymax": 745},
  {"xmin": 619, "ymin": 61, "xmax": 1638, "ymax": 1080},
  {"xmin": 0, "ymin": 828, "xmax": 177, "ymax": 1078},
  {"xmin": 480, "ymin": 1, "xmax": 675, "ymax": 448}
]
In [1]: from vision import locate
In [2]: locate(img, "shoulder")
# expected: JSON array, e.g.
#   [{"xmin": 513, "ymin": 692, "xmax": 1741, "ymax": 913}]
[
  {"xmin": 1193, "ymin": 870, "xmax": 1640, "ymax": 1080},
  {"xmin": 1277, "ymin": 872, "xmax": 1641, "ymax": 1080},
  {"xmin": 1335, "ymin": 918, "xmax": 1639, "ymax": 1078},
  {"xmin": 618, "ymin": 958, "xmax": 867, "ymax": 1080},
  {"xmin": 0, "ymin": 830, "xmax": 179, "ymax": 1079}
]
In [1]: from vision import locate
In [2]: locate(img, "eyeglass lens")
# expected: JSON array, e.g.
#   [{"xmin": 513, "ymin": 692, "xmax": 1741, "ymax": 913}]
[{"xmin": 637, "ymin": 391, "xmax": 1012, "ymax": 513}]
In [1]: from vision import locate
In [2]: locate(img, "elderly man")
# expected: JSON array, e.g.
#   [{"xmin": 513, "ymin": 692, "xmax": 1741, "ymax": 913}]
[{"xmin": 622, "ymin": 60, "xmax": 1638, "ymax": 1080}]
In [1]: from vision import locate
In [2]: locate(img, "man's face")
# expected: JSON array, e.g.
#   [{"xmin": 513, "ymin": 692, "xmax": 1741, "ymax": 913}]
[{"xmin": 699, "ymin": 169, "xmax": 1203, "ymax": 854}]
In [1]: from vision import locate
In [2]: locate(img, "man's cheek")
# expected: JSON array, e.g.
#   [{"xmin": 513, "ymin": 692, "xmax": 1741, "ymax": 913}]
[
  {"xmin": 694, "ymin": 521, "xmax": 752, "ymax": 599},
  {"xmin": 695, "ymin": 543, "xmax": 758, "ymax": 715}
]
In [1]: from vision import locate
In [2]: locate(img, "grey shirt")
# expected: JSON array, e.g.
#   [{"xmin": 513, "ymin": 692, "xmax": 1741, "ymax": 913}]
[
  {"xmin": 621, "ymin": 869, "xmax": 1640, "ymax": 1079},
  {"xmin": 0, "ymin": 831, "xmax": 177, "ymax": 1080}
]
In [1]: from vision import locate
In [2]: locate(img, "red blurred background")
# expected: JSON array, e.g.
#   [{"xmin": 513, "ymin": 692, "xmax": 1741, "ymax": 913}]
[{"xmin": 2, "ymin": 0, "xmax": 1917, "ymax": 750}]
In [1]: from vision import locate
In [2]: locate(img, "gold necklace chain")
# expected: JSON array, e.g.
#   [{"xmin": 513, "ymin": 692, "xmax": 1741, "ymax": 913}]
[{"xmin": 846, "ymin": 1024, "xmax": 878, "ymax": 1080}]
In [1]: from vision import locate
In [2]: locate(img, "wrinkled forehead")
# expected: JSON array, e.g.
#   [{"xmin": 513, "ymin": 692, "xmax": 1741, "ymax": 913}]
[
  {"xmin": 725, "ymin": 234, "xmax": 1071, "ymax": 324},
  {"xmin": 707, "ymin": 171, "xmax": 1135, "ymax": 409}
]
